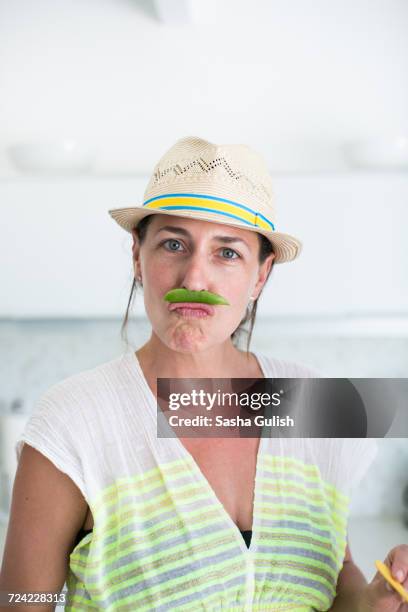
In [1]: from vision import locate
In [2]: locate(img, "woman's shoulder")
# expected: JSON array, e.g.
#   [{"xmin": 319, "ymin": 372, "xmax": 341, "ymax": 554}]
[
  {"xmin": 256, "ymin": 352, "xmax": 322, "ymax": 378},
  {"xmin": 255, "ymin": 353, "xmax": 378, "ymax": 492},
  {"xmin": 309, "ymin": 437, "xmax": 379, "ymax": 494},
  {"xmin": 15, "ymin": 351, "xmax": 145, "ymax": 498},
  {"xmin": 31, "ymin": 352, "xmax": 136, "ymax": 420},
  {"xmin": 16, "ymin": 353, "xmax": 137, "ymax": 462}
]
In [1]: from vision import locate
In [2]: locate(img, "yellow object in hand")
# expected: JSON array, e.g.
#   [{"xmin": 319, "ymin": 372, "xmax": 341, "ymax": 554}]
[{"xmin": 375, "ymin": 560, "xmax": 408, "ymax": 602}]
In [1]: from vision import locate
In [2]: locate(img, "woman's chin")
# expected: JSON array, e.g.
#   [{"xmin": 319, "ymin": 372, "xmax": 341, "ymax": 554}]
[{"xmin": 170, "ymin": 322, "xmax": 207, "ymax": 351}]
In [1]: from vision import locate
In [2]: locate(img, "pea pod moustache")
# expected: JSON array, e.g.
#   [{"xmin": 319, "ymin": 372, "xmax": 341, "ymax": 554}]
[{"xmin": 164, "ymin": 289, "xmax": 230, "ymax": 306}]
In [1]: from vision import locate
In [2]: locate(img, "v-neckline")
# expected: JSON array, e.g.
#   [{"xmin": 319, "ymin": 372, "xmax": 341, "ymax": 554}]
[{"xmin": 126, "ymin": 349, "xmax": 269, "ymax": 556}]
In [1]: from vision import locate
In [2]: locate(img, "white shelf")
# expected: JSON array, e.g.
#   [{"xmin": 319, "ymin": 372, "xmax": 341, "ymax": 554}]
[
  {"xmin": 253, "ymin": 314, "xmax": 408, "ymax": 338},
  {"xmin": 1, "ymin": 314, "xmax": 408, "ymax": 337},
  {"xmin": 0, "ymin": 170, "xmax": 407, "ymax": 182}
]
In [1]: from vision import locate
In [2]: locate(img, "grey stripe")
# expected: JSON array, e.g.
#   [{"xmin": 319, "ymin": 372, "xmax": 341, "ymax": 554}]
[
  {"xmin": 261, "ymin": 496, "xmax": 349, "ymax": 522},
  {"xmin": 89, "ymin": 547, "xmax": 245, "ymax": 610},
  {"xmin": 256, "ymin": 545, "xmax": 338, "ymax": 570},
  {"xmin": 76, "ymin": 497, "xmax": 218, "ymax": 554},
  {"xmin": 261, "ymin": 469, "xmax": 348, "ymax": 496},
  {"xmin": 81, "ymin": 523, "xmax": 242, "ymax": 585},
  {"xmin": 262, "ymin": 571, "xmax": 335, "ymax": 599},
  {"xmin": 259, "ymin": 471, "xmax": 323, "ymax": 486},
  {"xmin": 65, "ymin": 584, "xmax": 96, "ymax": 609},
  {"xmin": 252, "ymin": 596, "xmax": 327, "ymax": 607},
  {"xmin": 107, "ymin": 474, "xmax": 208, "ymax": 507},
  {"xmin": 154, "ymin": 573, "xmax": 245, "ymax": 612},
  {"xmin": 260, "ymin": 494, "xmax": 328, "ymax": 514},
  {"xmin": 261, "ymin": 518, "xmax": 333, "ymax": 539}
]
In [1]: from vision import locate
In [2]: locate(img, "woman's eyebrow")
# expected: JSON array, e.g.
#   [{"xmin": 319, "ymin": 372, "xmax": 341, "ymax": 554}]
[{"xmin": 156, "ymin": 226, "xmax": 249, "ymax": 248}]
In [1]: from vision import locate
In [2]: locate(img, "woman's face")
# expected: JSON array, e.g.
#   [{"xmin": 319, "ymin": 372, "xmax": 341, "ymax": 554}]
[{"xmin": 132, "ymin": 214, "xmax": 275, "ymax": 353}]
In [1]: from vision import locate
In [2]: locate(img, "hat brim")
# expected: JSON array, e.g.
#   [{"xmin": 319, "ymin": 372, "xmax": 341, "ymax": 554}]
[{"xmin": 108, "ymin": 206, "xmax": 302, "ymax": 264}]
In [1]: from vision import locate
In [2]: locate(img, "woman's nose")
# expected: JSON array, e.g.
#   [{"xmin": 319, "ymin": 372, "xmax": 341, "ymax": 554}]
[{"xmin": 179, "ymin": 252, "xmax": 210, "ymax": 292}]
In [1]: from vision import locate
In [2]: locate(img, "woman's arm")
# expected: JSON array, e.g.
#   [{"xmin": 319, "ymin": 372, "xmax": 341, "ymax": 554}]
[
  {"xmin": 0, "ymin": 443, "xmax": 89, "ymax": 612},
  {"xmin": 329, "ymin": 539, "xmax": 408, "ymax": 612},
  {"xmin": 328, "ymin": 539, "xmax": 367, "ymax": 611}
]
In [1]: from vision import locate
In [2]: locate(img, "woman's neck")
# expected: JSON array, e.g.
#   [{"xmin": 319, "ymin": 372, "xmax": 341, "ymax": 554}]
[{"xmin": 136, "ymin": 336, "xmax": 254, "ymax": 379}]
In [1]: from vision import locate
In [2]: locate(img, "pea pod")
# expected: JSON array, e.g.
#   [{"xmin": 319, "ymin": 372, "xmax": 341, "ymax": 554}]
[{"xmin": 164, "ymin": 289, "xmax": 230, "ymax": 305}]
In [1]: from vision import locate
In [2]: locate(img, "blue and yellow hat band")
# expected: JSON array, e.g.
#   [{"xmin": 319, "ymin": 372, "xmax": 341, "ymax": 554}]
[{"xmin": 142, "ymin": 193, "xmax": 275, "ymax": 232}]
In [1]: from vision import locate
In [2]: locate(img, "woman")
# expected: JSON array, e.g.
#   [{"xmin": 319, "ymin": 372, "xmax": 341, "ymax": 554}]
[{"xmin": 1, "ymin": 136, "xmax": 407, "ymax": 611}]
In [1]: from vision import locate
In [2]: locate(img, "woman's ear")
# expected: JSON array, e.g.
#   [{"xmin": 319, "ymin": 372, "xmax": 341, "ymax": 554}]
[
  {"xmin": 253, "ymin": 252, "xmax": 275, "ymax": 299},
  {"xmin": 265, "ymin": 252, "xmax": 275, "ymax": 275},
  {"xmin": 131, "ymin": 229, "xmax": 142, "ymax": 280},
  {"xmin": 132, "ymin": 229, "xmax": 140, "ymax": 256}
]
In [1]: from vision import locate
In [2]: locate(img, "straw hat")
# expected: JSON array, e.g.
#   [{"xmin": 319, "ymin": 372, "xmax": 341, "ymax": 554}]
[{"xmin": 108, "ymin": 136, "xmax": 302, "ymax": 263}]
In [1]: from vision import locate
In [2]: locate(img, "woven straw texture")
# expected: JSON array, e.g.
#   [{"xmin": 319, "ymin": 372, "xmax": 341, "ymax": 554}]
[{"xmin": 109, "ymin": 136, "xmax": 303, "ymax": 263}]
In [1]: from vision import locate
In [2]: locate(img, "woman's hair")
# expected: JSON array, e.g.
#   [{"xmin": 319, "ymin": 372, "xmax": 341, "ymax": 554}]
[{"xmin": 121, "ymin": 214, "xmax": 275, "ymax": 354}]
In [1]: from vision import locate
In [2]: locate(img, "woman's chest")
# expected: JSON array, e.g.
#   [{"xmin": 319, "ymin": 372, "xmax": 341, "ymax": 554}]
[
  {"xmin": 179, "ymin": 436, "xmax": 260, "ymax": 530},
  {"xmin": 72, "ymin": 439, "xmax": 350, "ymax": 611}
]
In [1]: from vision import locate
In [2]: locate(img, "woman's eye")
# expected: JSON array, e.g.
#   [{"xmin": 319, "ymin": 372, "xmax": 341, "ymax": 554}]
[
  {"xmin": 161, "ymin": 240, "xmax": 240, "ymax": 260},
  {"xmin": 163, "ymin": 239, "xmax": 183, "ymax": 252},
  {"xmin": 221, "ymin": 247, "xmax": 240, "ymax": 260}
]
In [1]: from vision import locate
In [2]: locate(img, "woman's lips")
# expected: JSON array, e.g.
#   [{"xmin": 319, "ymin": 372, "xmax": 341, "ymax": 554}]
[{"xmin": 168, "ymin": 302, "xmax": 215, "ymax": 316}]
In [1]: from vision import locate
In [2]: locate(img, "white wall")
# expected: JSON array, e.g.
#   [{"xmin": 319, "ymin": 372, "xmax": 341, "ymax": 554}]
[
  {"xmin": 1, "ymin": 173, "xmax": 407, "ymax": 317},
  {"xmin": 1, "ymin": 0, "xmax": 407, "ymax": 318},
  {"xmin": 0, "ymin": 0, "xmax": 407, "ymax": 175}
]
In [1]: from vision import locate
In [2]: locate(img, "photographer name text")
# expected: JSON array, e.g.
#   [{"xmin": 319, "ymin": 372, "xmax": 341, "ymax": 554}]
[{"xmin": 168, "ymin": 415, "xmax": 295, "ymax": 428}]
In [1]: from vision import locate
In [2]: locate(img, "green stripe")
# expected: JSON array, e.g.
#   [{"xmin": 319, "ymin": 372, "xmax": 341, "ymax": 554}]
[
  {"xmin": 83, "ymin": 556, "xmax": 245, "ymax": 607},
  {"xmin": 261, "ymin": 563, "xmax": 336, "ymax": 593},
  {"xmin": 91, "ymin": 484, "xmax": 212, "ymax": 539},
  {"xmin": 255, "ymin": 551, "xmax": 338, "ymax": 580},
  {"xmin": 262, "ymin": 457, "xmax": 349, "ymax": 498},
  {"xmin": 125, "ymin": 580, "xmax": 246, "ymax": 612},
  {"xmin": 261, "ymin": 579, "xmax": 330, "ymax": 608},
  {"xmin": 261, "ymin": 466, "xmax": 349, "ymax": 498},
  {"xmin": 260, "ymin": 479, "xmax": 350, "ymax": 514},
  {"xmin": 72, "ymin": 528, "xmax": 238, "ymax": 575},
  {"xmin": 256, "ymin": 530, "xmax": 343, "ymax": 566},
  {"xmin": 258, "ymin": 500, "xmax": 347, "ymax": 522},
  {"xmin": 72, "ymin": 505, "xmax": 222, "ymax": 566},
  {"xmin": 91, "ymin": 459, "xmax": 193, "ymax": 510}
]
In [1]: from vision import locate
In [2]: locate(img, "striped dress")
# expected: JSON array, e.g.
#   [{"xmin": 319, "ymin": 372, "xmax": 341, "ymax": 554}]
[{"xmin": 15, "ymin": 350, "xmax": 378, "ymax": 611}]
